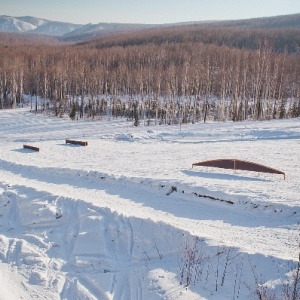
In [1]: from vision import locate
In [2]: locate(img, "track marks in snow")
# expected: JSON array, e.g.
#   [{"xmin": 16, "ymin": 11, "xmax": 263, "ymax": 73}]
[
  {"xmin": 61, "ymin": 277, "xmax": 99, "ymax": 300},
  {"xmin": 0, "ymin": 181, "xmax": 186, "ymax": 298},
  {"xmin": 0, "ymin": 158, "xmax": 298, "ymax": 220},
  {"xmin": 60, "ymin": 200, "xmax": 80, "ymax": 261},
  {"xmin": 0, "ymin": 180, "xmax": 298, "ymax": 299},
  {"xmin": 0, "ymin": 160, "xmax": 298, "ymax": 263}
]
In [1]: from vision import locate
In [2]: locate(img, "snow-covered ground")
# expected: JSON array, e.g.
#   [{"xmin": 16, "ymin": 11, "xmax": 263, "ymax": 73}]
[{"xmin": 0, "ymin": 108, "xmax": 299, "ymax": 300}]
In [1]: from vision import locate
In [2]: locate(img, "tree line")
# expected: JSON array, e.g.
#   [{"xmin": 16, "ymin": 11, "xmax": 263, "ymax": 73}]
[{"xmin": 0, "ymin": 27, "xmax": 300, "ymax": 125}]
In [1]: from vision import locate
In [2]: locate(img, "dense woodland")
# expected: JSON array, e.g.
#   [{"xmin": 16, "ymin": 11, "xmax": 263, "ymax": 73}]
[{"xmin": 1, "ymin": 23, "xmax": 300, "ymax": 125}]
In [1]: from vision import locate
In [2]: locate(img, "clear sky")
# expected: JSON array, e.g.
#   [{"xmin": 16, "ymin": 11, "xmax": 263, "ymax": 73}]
[{"xmin": 1, "ymin": 0, "xmax": 300, "ymax": 25}]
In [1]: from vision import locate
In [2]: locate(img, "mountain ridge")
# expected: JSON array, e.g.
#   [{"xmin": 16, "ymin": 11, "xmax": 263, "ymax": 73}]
[
  {"xmin": 0, "ymin": 15, "xmax": 83, "ymax": 36},
  {"xmin": 1, "ymin": 13, "xmax": 300, "ymax": 42}
]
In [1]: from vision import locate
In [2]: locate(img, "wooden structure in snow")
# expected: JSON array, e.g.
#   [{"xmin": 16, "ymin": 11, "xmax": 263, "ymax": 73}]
[
  {"xmin": 23, "ymin": 145, "xmax": 39, "ymax": 152},
  {"xmin": 65, "ymin": 139, "xmax": 88, "ymax": 146},
  {"xmin": 192, "ymin": 159, "xmax": 285, "ymax": 179}
]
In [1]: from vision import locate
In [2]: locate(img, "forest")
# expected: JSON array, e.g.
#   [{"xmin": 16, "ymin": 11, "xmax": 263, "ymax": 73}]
[{"xmin": 1, "ymin": 23, "xmax": 300, "ymax": 125}]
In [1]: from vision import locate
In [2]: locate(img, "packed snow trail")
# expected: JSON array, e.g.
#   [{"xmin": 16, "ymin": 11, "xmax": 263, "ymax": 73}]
[
  {"xmin": 0, "ymin": 108, "xmax": 299, "ymax": 299},
  {"xmin": 0, "ymin": 162, "xmax": 298, "ymax": 261}
]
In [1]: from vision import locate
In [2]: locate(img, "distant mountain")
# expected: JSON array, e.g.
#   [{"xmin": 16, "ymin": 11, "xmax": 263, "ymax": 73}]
[
  {"xmin": 62, "ymin": 23, "xmax": 159, "ymax": 42},
  {"xmin": 0, "ymin": 15, "xmax": 36, "ymax": 33},
  {"xmin": 204, "ymin": 13, "xmax": 300, "ymax": 29},
  {"xmin": 0, "ymin": 15, "xmax": 82, "ymax": 36},
  {"xmin": 0, "ymin": 15, "xmax": 159, "ymax": 41},
  {"xmin": 16, "ymin": 16, "xmax": 47, "ymax": 27},
  {"xmin": 1, "ymin": 13, "xmax": 300, "ymax": 43},
  {"xmin": 31, "ymin": 21, "xmax": 82, "ymax": 36}
]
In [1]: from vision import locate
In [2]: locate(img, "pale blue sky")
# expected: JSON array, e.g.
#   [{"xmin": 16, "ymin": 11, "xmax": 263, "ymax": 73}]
[{"xmin": 1, "ymin": 0, "xmax": 300, "ymax": 24}]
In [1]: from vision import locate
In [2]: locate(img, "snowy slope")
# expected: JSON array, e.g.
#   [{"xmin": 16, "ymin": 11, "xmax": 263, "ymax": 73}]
[
  {"xmin": 17, "ymin": 16, "xmax": 48, "ymax": 27},
  {"xmin": 0, "ymin": 15, "xmax": 157, "ymax": 40},
  {"xmin": 0, "ymin": 108, "xmax": 299, "ymax": 299},
  {"xmin": 31, "ymin": 21, "xmax": 83, "ymax": 36},
  {"xmin": 0, "ymin": 15, "xmax": 83, "ymax": 36},
  {"xmin": 62, "ymin": 22, "xmax": 158, "ymax": 41},
  {"xmin": 0, "ymin": 15, "xmax": 36, "ymax": 32}
]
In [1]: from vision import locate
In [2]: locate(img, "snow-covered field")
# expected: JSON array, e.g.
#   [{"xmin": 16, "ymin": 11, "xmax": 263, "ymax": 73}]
[{"xmin": 0, "ymin": 108, "xmax": 299, "ymax": 300}]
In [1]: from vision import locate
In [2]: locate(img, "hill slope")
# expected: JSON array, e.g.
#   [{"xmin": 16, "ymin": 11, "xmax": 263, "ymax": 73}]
[
  {"xmin": 1, "ymin": 13, "xmax": 300, "ymax": 42},
  {"xmin": 0, "ymin": 107, "xmax": 299, "ymax": 299},
  {"xmin": 208, "ymin": 13, "xmax": 300, "ymax": 29},
  {"xmin": 0, "ymin": 15, "xmax": 82, "ymax": 36}
]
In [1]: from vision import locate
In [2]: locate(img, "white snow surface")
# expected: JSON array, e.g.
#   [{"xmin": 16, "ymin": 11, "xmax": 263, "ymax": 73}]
[
  {"xmin": 0, "ymin": 15, "xmax": 83, "ymax": 36},
  {"xmin": 0, "ymin": 16, "xmax": 36, "ymax": 32},
  {"xmin": 0, "ymin": 108, "xmax": 299, "ymax": 300}
]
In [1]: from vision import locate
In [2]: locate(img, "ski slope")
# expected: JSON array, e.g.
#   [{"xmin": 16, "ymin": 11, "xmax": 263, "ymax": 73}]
[{"xmin": 0, "ymin": 108, "xmax": 299, "ymax": 299}]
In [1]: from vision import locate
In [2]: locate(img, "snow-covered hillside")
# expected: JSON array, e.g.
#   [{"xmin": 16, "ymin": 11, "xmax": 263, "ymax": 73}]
[
  {"xmin": 31, "ymin": 21, "xmax": 83, "ymax": 37},
  {"xmin": 0, "ymin": 15, "xmax": 37, "ymax": 33},
  {"xmin": 0, "ymin": 108, "xmax": 299, "ymax": 299},
  {"xmin": 0, "ymin": 15, "xmax": 158, "ymax": 40},
  {"xmin": 0, "ymin": 15, "xmax": 82, "ymax": 36}
]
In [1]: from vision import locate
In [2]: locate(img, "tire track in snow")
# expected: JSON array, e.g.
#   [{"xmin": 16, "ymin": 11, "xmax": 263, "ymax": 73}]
[
  {"xmin": 1, "ymin": 109, "xmax": 132, "ymax": 143},
  {"xmin": 62, "ymin": 200, "xmax": 80, "ymax": 262},
  {"xmin": 0, "ymin": 160, "xmax": 298, "ymax": 262},
  {"xmin": 78, "ymin": 275, "xmax": 111, "ymax": 300},
  {"xmin": 0, "ymin": 179, "xmax": 297, "ymax": 299}
]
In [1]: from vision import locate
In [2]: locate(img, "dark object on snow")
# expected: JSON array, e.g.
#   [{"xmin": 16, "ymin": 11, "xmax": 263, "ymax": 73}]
[
  {"xmin": 192, "ymin": 159, "xmax": 285, "ymax": 179},
  {"xmin": 66, "ymin": 139, "xmax": 88, "ymax": 146},
  {"xmin": 55, "ymin": 212, "xmax": 62, "ymax": 219},
  {"xmin": 166, "ymin": 186, "xmax": 177, "ymax": 195},
  {"xmin": 23, "ymin": 145, "xmax": 39, "ymax": 152}
]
